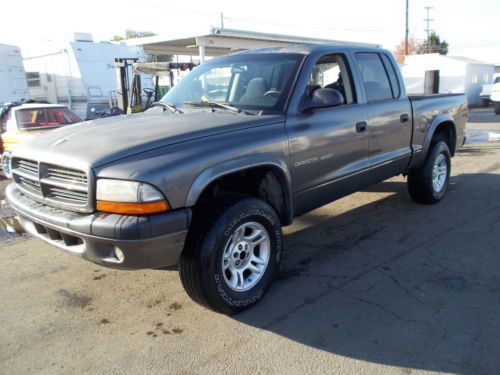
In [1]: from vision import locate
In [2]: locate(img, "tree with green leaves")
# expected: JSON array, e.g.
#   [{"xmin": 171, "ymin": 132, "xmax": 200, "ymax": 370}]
[
  {"xmin": 111, "ymin": 29, "xmax": 172, "ymax": 62},
  {"xmin": 416, "ymin": 32, "xmax": 449, "ymax": 55},
  {"xmin": 112, "ymin": 29, "xmax": 156, "ymax": 42}
]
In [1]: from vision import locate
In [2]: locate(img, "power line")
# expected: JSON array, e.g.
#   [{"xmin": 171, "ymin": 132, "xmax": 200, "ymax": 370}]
[
  {"xmin": 224, "ymin": 14, "xmax": 395, "ymax": 33},
  {"xmin": 127, "ymin": 0, "xmax": 398, "ymax": 34}
]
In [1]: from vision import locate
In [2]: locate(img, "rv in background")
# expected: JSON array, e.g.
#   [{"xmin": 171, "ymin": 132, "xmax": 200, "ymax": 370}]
[
  {"xmin": 0, "ymin": 44, "xmax": 29, "ymax": 104},
  {"xmin": 23, "ymin": 33, "xmax": 154, "ymax": 120}
]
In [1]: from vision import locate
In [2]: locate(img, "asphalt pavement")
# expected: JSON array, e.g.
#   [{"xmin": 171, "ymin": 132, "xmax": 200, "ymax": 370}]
[{"xmin": 1, "ymin": 108, "xmax": 500, "ymax": 374}]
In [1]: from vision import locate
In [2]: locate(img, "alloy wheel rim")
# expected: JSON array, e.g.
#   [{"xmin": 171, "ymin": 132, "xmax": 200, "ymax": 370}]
[
  {"xmin": 432, "ymin": 153, "xmax": 447, "ymax": 193},
  {"xmin": 222, "ymin": 221, "xmax": 271, "ymax": 292}
]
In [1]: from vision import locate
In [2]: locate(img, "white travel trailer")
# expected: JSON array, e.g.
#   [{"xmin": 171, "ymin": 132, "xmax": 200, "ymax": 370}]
[
  {"xmin": 401, "ymin": 54, "xmax": 494, "ymax": 106},
  {"xmin": 23, "ymin": 33, "xmax": 153, "ymax": 119},
  {"xmin": 0, "ymin": 44, "xmax": 29, "ymax": 103}
]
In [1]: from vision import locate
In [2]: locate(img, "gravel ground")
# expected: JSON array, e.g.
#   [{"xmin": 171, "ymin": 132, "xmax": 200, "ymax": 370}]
[
  {"xmin": 1, "ymin": 108, "xmax": 500, "ymax": 374},
  {"xmin": 0, "ymin": 176, "xmax": 25, "ymax": 244}
]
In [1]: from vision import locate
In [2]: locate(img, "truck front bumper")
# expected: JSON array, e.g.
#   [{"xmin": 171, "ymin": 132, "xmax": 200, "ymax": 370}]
[{"xmin": 6, "ymin": 184, "xmax": 191, "ymax": 270}]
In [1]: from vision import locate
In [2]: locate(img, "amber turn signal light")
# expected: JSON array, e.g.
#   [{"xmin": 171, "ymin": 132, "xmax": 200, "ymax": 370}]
[{"xmin": 96, "ymin": 200, "xmax": 169, "ymax": 215}]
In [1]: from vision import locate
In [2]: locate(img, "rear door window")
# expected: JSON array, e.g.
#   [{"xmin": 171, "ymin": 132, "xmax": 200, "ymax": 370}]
[
  {"xmin": 380, "ymin": 54, "xmax": 401, "ymax": 98},
  {"xmin": 16, "ymin": 107, "xmax": 81, "ymax": 129},
  {"xmin": 355, "ymin": 53, "xmax": 393, "ymax": 102}
]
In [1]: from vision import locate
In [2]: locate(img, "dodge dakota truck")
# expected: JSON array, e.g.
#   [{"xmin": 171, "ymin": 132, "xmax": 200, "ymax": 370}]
[{"xmin": 6, "ymin": 45, "xmax": 467, "ymax": 314}]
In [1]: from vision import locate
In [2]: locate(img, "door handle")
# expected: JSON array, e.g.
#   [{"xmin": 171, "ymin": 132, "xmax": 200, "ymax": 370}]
[
  {"xmin": 356, "ymin": 121, "xmax": 367, "ymax": 133},
  {"xmin": 400, "ymin": 113, "xmax": 410, "ymax": 123}
]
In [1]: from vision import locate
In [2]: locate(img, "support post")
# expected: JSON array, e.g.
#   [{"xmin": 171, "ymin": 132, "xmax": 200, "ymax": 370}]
[
  {"xmin": 198, "ymin": 45, "xmax": 206, "ymax": 64},
  {"xmin": 405, "ymin": 0, "xmax": 409, "ymax": 55}
]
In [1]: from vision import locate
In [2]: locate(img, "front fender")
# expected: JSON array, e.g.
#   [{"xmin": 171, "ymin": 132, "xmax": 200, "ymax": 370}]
[{"xmin": 186, "ymin": 155, "xmax": 293, "ymax": 224}]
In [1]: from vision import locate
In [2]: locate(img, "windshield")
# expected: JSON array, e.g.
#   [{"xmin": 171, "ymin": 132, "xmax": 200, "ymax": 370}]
[
  {"xmin": 160, "ymin": 53, "xmax": 304, "ymax": 113},
  {"xmin": 15, "ymin": 107, "xmax": 82, "ymax": 129}
]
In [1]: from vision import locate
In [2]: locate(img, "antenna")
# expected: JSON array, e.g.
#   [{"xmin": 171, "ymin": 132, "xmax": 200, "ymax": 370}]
[
  {"xmin": 220, "ymin": 12, "xmax": 224, "ymax": 29},
  {"xmin": 424, "ymin": 6, "xmax": 434, "ymax": 53}
]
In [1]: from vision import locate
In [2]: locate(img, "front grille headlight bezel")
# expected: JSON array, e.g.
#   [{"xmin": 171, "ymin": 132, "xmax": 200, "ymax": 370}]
[{"xmin": 95, "ymin": 179, "xmax": 170, "ymax": 215}]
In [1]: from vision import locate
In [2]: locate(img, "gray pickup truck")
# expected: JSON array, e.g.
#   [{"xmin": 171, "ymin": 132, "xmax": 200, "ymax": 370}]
[{"xmin": 6, "ymin": 45, "xmax": 467, "ymax": 314}]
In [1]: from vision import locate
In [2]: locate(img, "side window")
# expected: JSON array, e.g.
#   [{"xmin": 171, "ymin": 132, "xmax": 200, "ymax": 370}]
[
  {"xmin": 380, "ymin": 54, "xmax": 401, "ymax": 98},
  {"xmin": 355, "ymin": 53, "xmax": 393, "ymax": 102},
  {"xmin": 307, "ymin": 54, "xmax": 356, "ymax": 105}
]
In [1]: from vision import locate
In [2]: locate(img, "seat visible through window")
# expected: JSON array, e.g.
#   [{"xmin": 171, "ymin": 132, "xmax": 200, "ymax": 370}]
[{"xmin": 240, "ymin": 77, "xmax": 266, "ymax": 103}]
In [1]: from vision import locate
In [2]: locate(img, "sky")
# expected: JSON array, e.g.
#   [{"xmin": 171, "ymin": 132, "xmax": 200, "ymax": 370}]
[{"xmin": 1, "ymin": 0, "xmax": 499, "ymax": 62}]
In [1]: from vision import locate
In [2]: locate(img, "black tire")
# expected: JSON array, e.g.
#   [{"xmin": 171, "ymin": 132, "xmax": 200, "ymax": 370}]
[
  {"xmin": 407, "ymin": 140, "xmax": 451, "ymax": 204},
  {"xmin": 495, "ymin": 102, "xmax": 500, "ymax": 115},
  {"xmin": 179, "ymin": 196, "xmax": 283, "ymax": 314}
]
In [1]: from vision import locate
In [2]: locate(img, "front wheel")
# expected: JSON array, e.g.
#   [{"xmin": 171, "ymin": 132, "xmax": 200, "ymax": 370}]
[
  {"xmin": 179, "ymin": 197, "xmax": 283, "ymax": 314},
  {"xmin": 407, "ymin": 140, "xmax": 451, "ymax": 204}
]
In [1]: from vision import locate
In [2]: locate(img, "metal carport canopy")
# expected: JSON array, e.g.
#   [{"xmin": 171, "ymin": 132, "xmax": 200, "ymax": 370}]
[{"xmin": 126, "ymin": 28, "xmax": 379, "ymax": 63}]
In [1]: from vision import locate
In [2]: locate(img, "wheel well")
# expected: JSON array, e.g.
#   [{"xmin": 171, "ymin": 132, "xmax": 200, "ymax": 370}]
[
  {"xmin": 432, "ymin": 121, "xmax": 457, "ymax": 156},
  {"xmin": 195, "ymin": 166, "xmax": 291, "ymax": 226}
]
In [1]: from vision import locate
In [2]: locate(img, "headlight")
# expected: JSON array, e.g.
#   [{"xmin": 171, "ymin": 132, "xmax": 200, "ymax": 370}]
[{"xmin": 96, "ymin": 179, "xmax": 169, "ymax": 215}]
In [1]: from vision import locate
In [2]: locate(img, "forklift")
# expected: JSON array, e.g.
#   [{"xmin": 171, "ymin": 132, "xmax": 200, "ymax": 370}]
[{"xmin": 112, "ymin": 58, "xmax": 196, "ymax": 116}]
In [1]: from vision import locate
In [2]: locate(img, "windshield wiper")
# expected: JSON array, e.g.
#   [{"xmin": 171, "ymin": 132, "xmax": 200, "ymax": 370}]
[
  {"xmin": 152, "ymin": 102, "xmax": 184, "ymax": 114},
  {"xmin": 183, "ymin": 101, "xmax": 253, "ymax": 115}
]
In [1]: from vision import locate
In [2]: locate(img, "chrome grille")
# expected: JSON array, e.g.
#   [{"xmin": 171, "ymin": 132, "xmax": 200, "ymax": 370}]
[
  {"xmin": 12, "ymin": 157, "xmax": 90, "ymax": 211},
  {"xmin": 17, "ymin": 159, "xmax": 38, "ymax": 176},
  {"xmin": 46, "ymin": 187, "xmax": 88, "ymax": 204},
  {"xmin": 12, "ymin": 158, "xmax": 42, "ymax": 196},
  {"xmin": 47, "ymin": 166, "xmax": 88, "ymax": 185},
  {"xmin": 18, "ymin": 175, "xmax": 43, "ymax": 194}
]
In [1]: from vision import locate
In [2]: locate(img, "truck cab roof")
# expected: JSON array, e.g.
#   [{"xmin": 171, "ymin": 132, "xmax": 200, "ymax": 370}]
[{"xmin": 227, "ymin": 44, "xmax": 390, "ymax": 57}]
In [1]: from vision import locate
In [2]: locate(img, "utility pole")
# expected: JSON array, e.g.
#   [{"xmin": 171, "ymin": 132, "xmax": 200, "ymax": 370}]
[
  {"xmin": 424, "ymin": 6, "xmax": 434, "ymax": 53},
  {"xmin": 405, "ymin": 0, "xmax": 409, "ymax": 55},
  {"xmin": 220, "ymin": 12, "xmax": 224, "ymax": 29}
]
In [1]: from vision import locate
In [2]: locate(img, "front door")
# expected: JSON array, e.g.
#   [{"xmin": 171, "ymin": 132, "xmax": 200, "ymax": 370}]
[{"xmin": 286, "ymin": 53, "xmax": 370, "ymax": 216}]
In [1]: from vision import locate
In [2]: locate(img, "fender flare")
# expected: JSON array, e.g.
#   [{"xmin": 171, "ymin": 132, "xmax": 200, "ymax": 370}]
[
  {"xmin": 421, "ymin": 114, "xmax": 457, "ymax": 157},
  {"xmin": 185, "ymin": 155, "xmax": 294, "ymax": 225}
]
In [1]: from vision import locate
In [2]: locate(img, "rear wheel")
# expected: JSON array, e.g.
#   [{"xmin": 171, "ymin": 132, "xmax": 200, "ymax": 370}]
[
  {"xmin": 179, "ymin": 197, "xmax": 282, "ymax": 314},
  {"xmin": 407, "ymin": 140, "xmax": 451, "ymax": 204}
]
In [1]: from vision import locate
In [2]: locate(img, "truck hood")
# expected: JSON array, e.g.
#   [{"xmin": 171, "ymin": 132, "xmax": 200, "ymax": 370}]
[{"xmin": 12, "ymin": 110, "xmax": 285, "ymax": 167}]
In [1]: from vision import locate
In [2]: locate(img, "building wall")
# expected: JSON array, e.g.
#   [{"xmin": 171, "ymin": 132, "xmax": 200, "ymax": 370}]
[
  {"xmin": 464, "ymin": 64, "xmax": 495, "ymax": 106},
  {"xmin": 400, "ymin": 54, "xmax": 494, "ymax": 105},
  {"xmin": 401, "ymin": 54, "xmax": 467, "ymax": 94}
]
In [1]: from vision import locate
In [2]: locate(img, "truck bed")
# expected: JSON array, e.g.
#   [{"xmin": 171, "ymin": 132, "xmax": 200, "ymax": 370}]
[
  {"xmin": 408, "ymin": 93, "xmax": 466, "ymax": 101},
  {"xmin": 407, "ymin": 92, "xmax": 468, "ymax": 169}
]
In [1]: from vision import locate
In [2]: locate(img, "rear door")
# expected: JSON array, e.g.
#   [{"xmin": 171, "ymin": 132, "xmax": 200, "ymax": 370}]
[{"xmin": 354, "ymin": 52, "xmax": 412, "ymax": 180}]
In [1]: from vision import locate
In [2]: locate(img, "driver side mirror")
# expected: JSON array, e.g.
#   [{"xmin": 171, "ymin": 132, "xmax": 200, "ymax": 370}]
[{"xmin": 301, "ymin": 88, "xmax": 345, "ymax": 112}]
